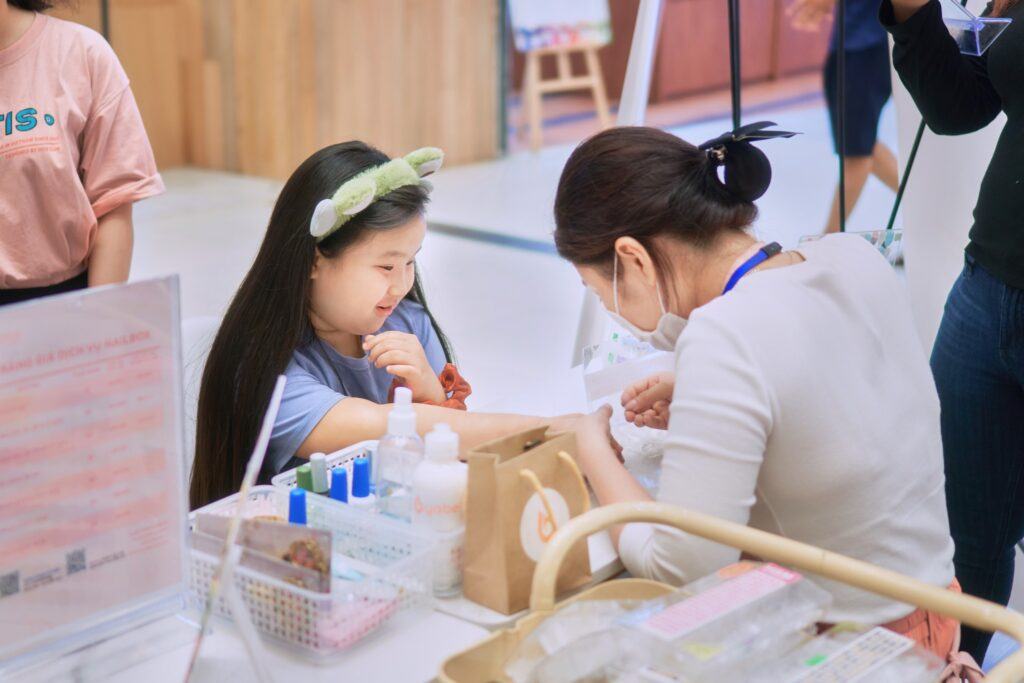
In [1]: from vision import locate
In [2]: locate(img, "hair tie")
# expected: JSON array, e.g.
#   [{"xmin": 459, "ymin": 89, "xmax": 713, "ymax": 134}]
[
  {"xmin": 310, "ymin": 147, "xmax": 445, "ymax": 242},
  {"xmin": 698, "ymin": 121, "xmax": 797, "ymax": 202}
]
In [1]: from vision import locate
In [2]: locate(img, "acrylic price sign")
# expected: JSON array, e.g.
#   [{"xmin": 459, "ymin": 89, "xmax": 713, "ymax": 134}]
[{"xmin": 0, "ymin": 278, "xmax": 187, "ymax": 668}]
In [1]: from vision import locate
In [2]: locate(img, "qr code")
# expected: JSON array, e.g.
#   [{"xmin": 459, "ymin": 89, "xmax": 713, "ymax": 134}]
[
  {"xmin": 66, "ymin": 549, "xmax": 86, "ymax": 575},
  {"xmin": 0, "ymin": 571, "xmax": 19, "ymax": 598}
]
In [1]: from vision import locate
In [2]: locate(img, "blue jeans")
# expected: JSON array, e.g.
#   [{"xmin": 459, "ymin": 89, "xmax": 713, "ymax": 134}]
[{"xmin": 931, "ymin": 254, "xmax": 1024, "ymax": 663}]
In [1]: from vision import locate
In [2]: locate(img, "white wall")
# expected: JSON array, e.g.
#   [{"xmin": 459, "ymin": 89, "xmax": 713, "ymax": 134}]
[{"xmin": 892, "ymin": 2, "xmax": 1005, "ymax": 350}]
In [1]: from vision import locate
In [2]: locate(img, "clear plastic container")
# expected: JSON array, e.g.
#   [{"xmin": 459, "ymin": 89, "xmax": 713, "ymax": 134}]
[
  {"xmin": 505, "ymin": 599, "xmax": 648, "ymax": 683},
  {"xmin": 188, "ymin": 486, "xmax": 434, "ymax": 659},
  {"xmin": 938, "ymin": 0, "xmax": 1011, "ymax": 56},
  {"xmin": 375, "ymin": 388, "xmax": 424, "ymax": 522},
  {"xmin": 748, "ymin": 623, "xmax": 945, "ymax": 682},
  {"xmin": 512, "ymin": 562, "xmax": 832, "ymax": 683},
  {"xmin": 617, "ymin": 563, "xmax": 832, "ymax": 681}
]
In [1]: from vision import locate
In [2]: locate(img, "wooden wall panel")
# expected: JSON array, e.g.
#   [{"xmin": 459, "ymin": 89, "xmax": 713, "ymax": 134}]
[
  {"xmin": 110, "ymin": 0, "xmax": 188, "ymax": 167},
  {"xmin": 655, "ymin": 0, "xmax": 730, "ymax": 99},
  {"xmin": 510, "ymin": 0, "xmax": 831, "ymax": 104},
  {"xmin": 53, "ymin": 0, "xmax": 188, "ymax": 167},
  {"xmin": 187, "ymin": 0, "xmax": 500, "ymax": 178},
  {"xmin": 53, "ymin": 0, "xmax": 501, "ymax": 177}
]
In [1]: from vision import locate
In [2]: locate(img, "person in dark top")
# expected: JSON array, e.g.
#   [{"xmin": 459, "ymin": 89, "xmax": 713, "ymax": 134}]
[
  {"xmin": 790, "ymin": 0, "xmax": 899, "ymax": 232},
  {"xmin": 882, "ymin": 0, "xmax": 1024, "ymax": 663}
]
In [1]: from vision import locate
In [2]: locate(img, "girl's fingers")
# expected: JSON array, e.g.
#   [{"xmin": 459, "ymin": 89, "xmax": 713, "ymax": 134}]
[
  {"xmin": 367, "ymin": 343, "xmax": 392, "ymax": 364},
  {"xmin": 367, "ymin": 338, "xmax": 413, "ymax": 363},
  {"xmin": 373, "ymin": 349, "xmax": 413, "ymax": 369},
  {"xmin": 363, "ymin": 331, "xmax": 412, "ymax": 353}
]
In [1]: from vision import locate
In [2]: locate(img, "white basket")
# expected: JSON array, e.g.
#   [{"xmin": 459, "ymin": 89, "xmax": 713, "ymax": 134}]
[
  {"xmin": 271, "ymin": 441, "xmax": 468, "ymax": 598},
  {"xmin": 188, "ymin": 486, "xmax": 434, "ymax": 659},
  {"xmin": 271, "ymin": 440, "xmax": 376, "ymax": 492}
]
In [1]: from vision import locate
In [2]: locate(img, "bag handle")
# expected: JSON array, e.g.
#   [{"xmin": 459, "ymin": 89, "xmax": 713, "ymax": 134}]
[
  {"xmin": 528, "ymin": 502, "xmax": 1024, "ymax": 683},
  {"xmin": 518, "ymin": 453, "xmax": 591, "ymax": 540},
  {"xmin": 519, "ymin": 469, "xmax": 559, "ymax": 536},
  {"xmin": 557, "ymin": 451, "xmax": 591, "ymax": 514}
]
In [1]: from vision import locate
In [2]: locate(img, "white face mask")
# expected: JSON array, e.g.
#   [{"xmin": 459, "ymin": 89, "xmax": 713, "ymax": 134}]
[{"xmin": 605, "ymin": 252, "xmax": 687, "ymax": 352}]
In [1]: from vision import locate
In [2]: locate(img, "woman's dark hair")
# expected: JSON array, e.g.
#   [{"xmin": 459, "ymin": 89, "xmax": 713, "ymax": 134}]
[
  {"xmin": 190, "ymin": 141, "xmax": 452, "ymax": 509},
  {"xmin": 554, "ymin": 126, "xmax": 758, "ymax": 275},
  {"xmin": 7, "ymin": 0, "xmax": 69, "ymax": 11}
]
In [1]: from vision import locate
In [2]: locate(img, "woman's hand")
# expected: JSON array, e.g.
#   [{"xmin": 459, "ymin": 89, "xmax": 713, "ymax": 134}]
[
  {"xmin": 364, "ymin": 331, "xmax": 445, "ymax": 403},
  {"xmin": 621, "ymin": 371, "xmax": 674, "ymax": 430},
  {"xmin": 786, "ymin": 0, "xmax": 834, "ymax": 31}
]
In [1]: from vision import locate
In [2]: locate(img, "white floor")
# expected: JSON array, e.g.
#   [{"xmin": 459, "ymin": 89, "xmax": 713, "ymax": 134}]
[
  {"xmin": 129, "ymin": 102, "xmax": 1024, "ymax": 658},
  {"xmin": 426, "ymin": 100, "xmax": 902, "ymax": 252}
]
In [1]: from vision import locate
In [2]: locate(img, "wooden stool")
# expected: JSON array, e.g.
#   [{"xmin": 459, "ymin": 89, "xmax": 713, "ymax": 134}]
[{"xmin": 521, "ymin": 42, "xmax": 612, "ymax": 151}]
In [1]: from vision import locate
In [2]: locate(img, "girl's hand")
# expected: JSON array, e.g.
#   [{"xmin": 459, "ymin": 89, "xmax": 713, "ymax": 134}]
[
  {"xmin": 364, "ymin": 332, "xmax": 445, "ymax": 403},
  {"xmin": 574, "ymin": 405, "xmax": 619, "ymax": 471},
  {"xmin": 549, "ymin": 408, "xmax": 621, "ymax": 459},
  {"xmin": 621, "ymin": 371, "xmax": 674, "ymax": 430},
  {"xmin": 786, "ymin": 0, "xmax": 834, "ymax": 31}
]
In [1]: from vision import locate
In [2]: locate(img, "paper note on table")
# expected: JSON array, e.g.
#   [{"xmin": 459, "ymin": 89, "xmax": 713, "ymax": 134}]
[{"xmin": 0, "ymin": 278, "xmax": 187, "ymax": 666}]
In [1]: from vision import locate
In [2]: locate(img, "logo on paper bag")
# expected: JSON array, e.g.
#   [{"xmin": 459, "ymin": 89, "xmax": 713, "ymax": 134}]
[{"xmin": 519, "ymin": 488, "xmax": 570, "ymax": 562}]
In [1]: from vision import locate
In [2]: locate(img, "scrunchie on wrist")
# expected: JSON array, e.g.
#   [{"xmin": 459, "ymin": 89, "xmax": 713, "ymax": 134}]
[{"xmin": 387, "ymin": 363, "xmax": 472, "ymax": 410}]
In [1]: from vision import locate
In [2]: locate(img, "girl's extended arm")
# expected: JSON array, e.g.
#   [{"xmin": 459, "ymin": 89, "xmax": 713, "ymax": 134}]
[{"xmin": 295, "ymin": 397, "xmax": 577, "ymax": 458}]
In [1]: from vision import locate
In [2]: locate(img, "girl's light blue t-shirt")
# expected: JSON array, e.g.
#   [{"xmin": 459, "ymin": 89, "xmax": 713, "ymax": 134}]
[{"xmin": 266, "ymin": 299, "xmax": 446, "ymax": 476}]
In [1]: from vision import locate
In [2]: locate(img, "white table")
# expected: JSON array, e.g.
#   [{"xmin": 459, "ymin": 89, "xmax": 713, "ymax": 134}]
[{"xmin": 22, "ymin": 610, "xmax": 488, "ymax": 683}]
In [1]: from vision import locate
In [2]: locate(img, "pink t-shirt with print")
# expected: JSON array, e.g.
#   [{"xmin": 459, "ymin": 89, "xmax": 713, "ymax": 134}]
[{"xmin": 0, "ymin": 13, "xmax": 164, "ymax": 288}]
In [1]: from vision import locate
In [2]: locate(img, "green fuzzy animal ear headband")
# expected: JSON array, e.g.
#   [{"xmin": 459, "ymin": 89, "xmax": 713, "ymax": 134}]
[{"xmin": 310, "ymin": 147, "xmax": 445, "ymax": 242}]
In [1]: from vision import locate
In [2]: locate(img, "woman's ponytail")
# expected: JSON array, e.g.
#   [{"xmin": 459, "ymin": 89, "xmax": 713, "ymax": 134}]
[
  {"xmin": 697, "ymin": 121, "xmax": 797, "ymax": 204},
  {"xmin": 554, "ymin": 125, "xmax": 792, "ymax": 269}
]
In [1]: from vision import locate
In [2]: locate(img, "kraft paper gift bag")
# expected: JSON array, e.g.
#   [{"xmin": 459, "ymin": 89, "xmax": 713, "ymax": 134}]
[{"xmin": 463, "ymin": 426, "xmax": 592, "ymax": 614}]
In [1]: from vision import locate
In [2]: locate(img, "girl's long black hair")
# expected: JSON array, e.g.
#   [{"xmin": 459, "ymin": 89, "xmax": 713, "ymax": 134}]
[{"xmin": 190, "ymin": 142, "xmax": 452, "ymax": 509}]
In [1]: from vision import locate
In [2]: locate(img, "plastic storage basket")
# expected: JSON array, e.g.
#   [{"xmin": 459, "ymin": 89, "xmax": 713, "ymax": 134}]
[
  {"xmin": 189, "ymin": 485, "xmax": 434, "ymax": 659},
  {"xmin": 271, "ymin": 440, "xmax": 468, "ymax": 597},
  {"xmin": 270, "ymin": 440, "xmax": 376, "ymax": 491}
]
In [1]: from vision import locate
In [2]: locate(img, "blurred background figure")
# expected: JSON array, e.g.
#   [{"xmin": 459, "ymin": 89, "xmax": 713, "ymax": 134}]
[{"xmin": 789, "ymin": 0, "xmax": 898, "ymax": 233}]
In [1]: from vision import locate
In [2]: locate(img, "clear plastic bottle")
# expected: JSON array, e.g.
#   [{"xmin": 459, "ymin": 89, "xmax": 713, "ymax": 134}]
[
  {"xmin": 374, "ymin": 387, "xmax": 424, "ymax": 521},
  {"xmin": 412, "ymin": 423, "xmax": 467, "ymax": 596}
]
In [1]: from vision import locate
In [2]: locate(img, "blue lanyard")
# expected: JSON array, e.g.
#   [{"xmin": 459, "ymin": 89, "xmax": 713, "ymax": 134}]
[{"xmin": 722, "ymin": 242, "xmax": 783, "ymax": 295}]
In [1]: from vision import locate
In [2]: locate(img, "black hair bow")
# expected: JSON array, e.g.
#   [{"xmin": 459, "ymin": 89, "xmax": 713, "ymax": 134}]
[{"xmin": 698, "ymin": 121, "xmax": 798, "ymax": 202}]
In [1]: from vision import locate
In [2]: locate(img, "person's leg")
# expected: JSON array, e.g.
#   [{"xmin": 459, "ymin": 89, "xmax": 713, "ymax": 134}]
[
  {"xmin": 870, "ymin": 142, "xmax": 900, "ymax": 192},
  {"xmin": 931, "ymin": 256, "xmax": 1024, "ymax": 662},
  {"xmin": 824, "ymin": 156, "xmax": 873, "ymax": 233},
  {"xmin": 823, "ymin": 43, "xmax": 890, "ymax": 233}
]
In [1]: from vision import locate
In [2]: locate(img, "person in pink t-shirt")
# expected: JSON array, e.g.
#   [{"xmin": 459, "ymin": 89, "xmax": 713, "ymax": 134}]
[{"xmin": 0, "ymin": 0, "xmax": 164, "ymax": 304}]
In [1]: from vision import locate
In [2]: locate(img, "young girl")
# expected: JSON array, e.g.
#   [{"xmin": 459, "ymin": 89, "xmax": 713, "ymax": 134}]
[
  {"xmin": 191, "ymin": 142, "xmax": 570, "ymax": 508},
  {"xmin": 0, "ymin": 0, "xmax": 164, "ymax": 303}
]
